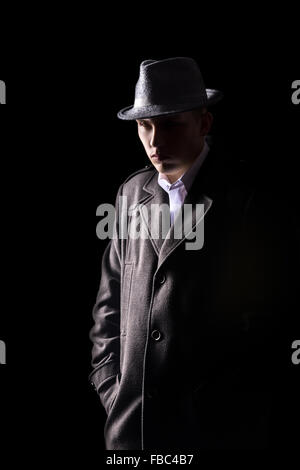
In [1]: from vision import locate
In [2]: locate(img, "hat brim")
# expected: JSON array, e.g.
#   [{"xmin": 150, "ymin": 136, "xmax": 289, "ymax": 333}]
[{"xmin": 117, "ymin": 89, "xmax": 223, "ymax": 120}]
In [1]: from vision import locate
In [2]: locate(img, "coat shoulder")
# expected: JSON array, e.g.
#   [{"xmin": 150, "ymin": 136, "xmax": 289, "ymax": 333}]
[{"xmin": 121, "ymin": 165, "xmax": 156, "ymax": 190}]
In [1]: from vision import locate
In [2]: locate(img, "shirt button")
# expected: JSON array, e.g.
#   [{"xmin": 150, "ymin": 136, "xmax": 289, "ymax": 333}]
[{"xmin": 151, "ymin": 329, "xmax": 162, "ymax": 341}]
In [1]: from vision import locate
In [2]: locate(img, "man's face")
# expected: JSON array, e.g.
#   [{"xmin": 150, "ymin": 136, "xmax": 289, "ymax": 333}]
[{"xmin": 136, "ymin": 110, "xmax": 213, "ymax": 182}]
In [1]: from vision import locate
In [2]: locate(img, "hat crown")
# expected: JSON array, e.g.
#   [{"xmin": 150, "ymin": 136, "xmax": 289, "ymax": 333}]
[
  {"xmin": 134, "ymin": 57, "xmax": 208, "ymax": 108},
  {"xmin": 117, "ymin": 56, "xmax": 223, "ymax": 120}
]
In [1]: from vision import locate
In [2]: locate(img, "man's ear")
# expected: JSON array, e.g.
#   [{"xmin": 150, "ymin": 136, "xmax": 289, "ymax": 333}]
[{"xmin": 200, "ymin": 112, "xmax": 213, "ymax": 136}]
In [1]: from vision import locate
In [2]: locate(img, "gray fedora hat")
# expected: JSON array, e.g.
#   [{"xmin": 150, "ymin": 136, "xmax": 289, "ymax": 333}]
[{"xmin": 117, "ymin": 57, "xmax": 223, "ymax": 120}]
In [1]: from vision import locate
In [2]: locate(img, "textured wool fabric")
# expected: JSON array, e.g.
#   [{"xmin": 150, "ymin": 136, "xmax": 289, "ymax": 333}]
[
  {"xmin": 117, "ymin": 57, "xmax": 223, "ymax": 120},
  {"xmin": 89, "ymin": 141, "xmax": 297, "ymax": 450}
]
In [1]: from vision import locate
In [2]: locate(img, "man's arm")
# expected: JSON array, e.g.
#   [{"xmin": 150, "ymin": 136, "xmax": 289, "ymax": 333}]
[{"xmin": 89, "ymin": 185, "xmax": 123, "ymax": 414}]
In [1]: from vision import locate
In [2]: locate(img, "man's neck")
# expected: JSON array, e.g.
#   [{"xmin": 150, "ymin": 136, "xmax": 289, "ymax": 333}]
[
  {"xmin": 166, "ymin": 170, "xmax": 185, "ymax": 184},
  {"xmin": 164, "ymin": 143, "xmax": 205, "ymax": 184}
]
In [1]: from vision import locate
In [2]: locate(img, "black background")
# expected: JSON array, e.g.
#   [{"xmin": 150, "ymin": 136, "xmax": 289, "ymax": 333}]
[{"xmin": 1, "ymin": 14, "xmax": 299, "ymax": 462}]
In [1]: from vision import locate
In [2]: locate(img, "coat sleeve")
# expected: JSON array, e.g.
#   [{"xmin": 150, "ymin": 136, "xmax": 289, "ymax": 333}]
[{"xmin": 89, "ymin": 184, "xmax": 124, "ymax": 414}]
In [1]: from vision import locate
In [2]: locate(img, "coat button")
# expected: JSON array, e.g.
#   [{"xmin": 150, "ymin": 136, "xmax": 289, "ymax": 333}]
[
  {"xmin": 156, "ymin": 272, "xmax": 166, "ymax": 285},
  {"xmin": 151, "ymin": 329, "xmax": 162, "ymax": 341}
]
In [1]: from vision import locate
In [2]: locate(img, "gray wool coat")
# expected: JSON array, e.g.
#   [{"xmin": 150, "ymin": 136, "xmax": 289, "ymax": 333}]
[{"xmin": 89, "ymin": 143, "xmax": 296, "ymax": 450}]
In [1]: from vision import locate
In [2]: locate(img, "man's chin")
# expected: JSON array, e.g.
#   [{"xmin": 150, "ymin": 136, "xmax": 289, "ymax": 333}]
[{"xmin": 154, "ymin": 161, "xmax": 177, "ymax": 172}]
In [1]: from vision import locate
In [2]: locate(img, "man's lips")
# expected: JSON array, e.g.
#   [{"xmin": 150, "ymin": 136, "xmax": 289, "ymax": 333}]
[{"xmin": 151, "ymin": 153, "xmax": 170, "ymax": 161}]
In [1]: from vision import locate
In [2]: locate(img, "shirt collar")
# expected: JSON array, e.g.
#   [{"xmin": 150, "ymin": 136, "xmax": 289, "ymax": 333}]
[{"xmin": 157, "ymin": 140, "xmax": 209, "ymax": 193}]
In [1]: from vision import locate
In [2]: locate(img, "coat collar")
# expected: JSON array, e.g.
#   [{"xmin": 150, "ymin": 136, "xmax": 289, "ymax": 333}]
[{"xmin": 134, "ymin": 145, "xmax": 225, "ymax": 266}]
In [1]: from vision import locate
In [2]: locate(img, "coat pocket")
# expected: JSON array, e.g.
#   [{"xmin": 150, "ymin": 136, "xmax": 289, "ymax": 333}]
[{"xmin": 120, "ymin": 262, "xmax": 134, "ymax": 336}]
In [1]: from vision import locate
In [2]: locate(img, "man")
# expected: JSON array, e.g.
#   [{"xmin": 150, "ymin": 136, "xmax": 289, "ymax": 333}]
[{"xmin": 89, "ymin": 57, "xmax": 294, "ymax": 450}]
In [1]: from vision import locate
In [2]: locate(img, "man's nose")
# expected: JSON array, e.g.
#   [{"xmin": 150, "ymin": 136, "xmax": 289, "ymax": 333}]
[{"xmin": 150, "ymin": 126, "xmax": 163, "ymax": 147}]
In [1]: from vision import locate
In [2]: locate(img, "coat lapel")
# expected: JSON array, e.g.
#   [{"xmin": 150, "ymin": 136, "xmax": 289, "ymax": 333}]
[
  {"xmin": 134, "ymin": 174, "xmax": 170, "ymax": 256},
  {"xmin": 157, "ymin": 151, "xmax": 219, "ymax": 268},
  {"xmin": 135, "ymin": 146, "xmax": 224, "ymax": 264}
]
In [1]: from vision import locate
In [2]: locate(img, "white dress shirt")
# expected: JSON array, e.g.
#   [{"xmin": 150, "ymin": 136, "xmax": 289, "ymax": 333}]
[{"xmin": 157, "ymin": 141, "xmax": 209, "ymax": 224}]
